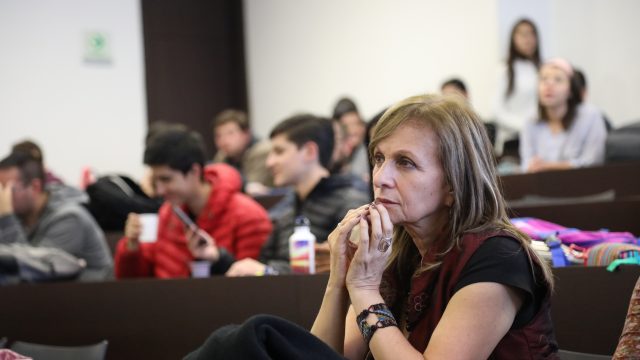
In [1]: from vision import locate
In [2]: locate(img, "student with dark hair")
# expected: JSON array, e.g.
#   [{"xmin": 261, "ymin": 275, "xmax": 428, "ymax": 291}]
[
  {"xmin": 212, "ymin": 109, "xmax": 273, "ymax": 196},
  {"xmin": 114, "ymin": 127, "xmax": 272, "ymax": 278},
  {"xmin": 330, "ymin": 118, "xmax": 369, "ymax": 194},
  {"xmin": 330, "ymin": 119, "xmax": 351, "ymax": 173},
  {"xmin": 440, "ymin": 79, "xmax": 497, "ymax": 147},
  {"xmin": 520, "ymin": 58, "xmax": 607, "ymax": 172},
  {"xmin": 225, "ymin": 114, "xmax": 369, "ymax": 276},
  {"xmin": 332, "ymin": 97, "xmax": 370, "ymax": 185},
  {"xmin": 0, "ymin": 151, "xmax": 113, "ymax": 281},
  {"xmin": 138, "ymin": 121, "xmax": 188, "ymax": 198},
  {"xmin": 11, "ymin": 139, "xmax": 64, "ymax": 185},
  {"xmin": 441, "ymin": 78, "xmax": 468, "ymax": 99},
  {"xmin": 573, "ymin": 69, "xmax": 587, "ymax": 102},
  {"xmin": 573, "ymin": 68, "xmax": 613, "ymax": 132},
  {"xmin": 494, "ymin": 18, "xmax": 542, "ymax": 153}
]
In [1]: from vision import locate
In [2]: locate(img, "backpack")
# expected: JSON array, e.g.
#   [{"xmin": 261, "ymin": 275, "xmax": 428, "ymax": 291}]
[
  {"xmin": 0, "ymin": 244, "xmax": 85, "ymax": 284},
  {"xmin": 86, "ymin": 175, "xmax": 162, "ymax": 231},
  {"xmin": 585, "ymin": 242, "xmax": 640, "ymax": 267},
  {"xmin": 511, "ymin": 217, "xmax": 637, "ymax": 248}
]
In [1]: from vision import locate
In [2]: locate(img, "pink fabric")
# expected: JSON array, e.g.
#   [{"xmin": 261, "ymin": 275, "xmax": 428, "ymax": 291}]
[
  {"xmin": 0, "ymin": 350, "xmax": 32, "ymax": 360},
  {"xmin": 511, "ymin": 217, "xmax": 636, "ymax": 248},
  {"xmin": 543, "ymin": 58, "xmax": 574, "ymax": 77}
]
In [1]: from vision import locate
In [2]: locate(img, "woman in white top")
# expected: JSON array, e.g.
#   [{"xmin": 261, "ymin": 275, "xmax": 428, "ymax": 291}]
[
  {"xmin": 494, "ymin": 19, "xmax": 542, "ymax": 153},
  {"xmin": 520, "ymin": 58, "xmax": 607, "ymax": 172}
]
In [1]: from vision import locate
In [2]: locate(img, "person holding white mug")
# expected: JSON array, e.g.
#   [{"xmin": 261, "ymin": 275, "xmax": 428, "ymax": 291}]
[{"xmin": 114, "ymin": 127, "xmax": 272, "ymax": 279}]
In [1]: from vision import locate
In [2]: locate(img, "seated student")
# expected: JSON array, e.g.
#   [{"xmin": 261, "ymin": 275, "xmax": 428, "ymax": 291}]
[
  {"xmin": 12, "ymin": 139, "xmax": 88, "ymax": 204},
  {"xmin": 573, "ymin": 68, "xmax": 613, "ymax": 132},
  {"xmin": 186, "ymin": 94, "xmax": 558, "ymax": 359},
  {"xmin": 329, "ymin": 119, "xmax": 354, "ymax": 176},
  {"xmin": 114, "ymin": 127, "xmax": 272, "ymax": 279},
  {"xmin": 440, "ymin": 78, "xmax": 469, "ymax": 99},
  {"xmin": 440, "ymin": 78, "xmax": 497, "ymax": 147},
  {"xmin": 222, "ymin": 114, "xmax": 369, "ymax": 276},
  {"xmin": 212, "ymin": 109, "xmax": 273, "ymax": 196},
  {"xmin": 329, "ymin": 118, "xmax": 369, "ymax": 194},
  {"xmin": 0, "ymin": 152, "xmax": 113, "ymax": 281},
  {"xmin": 333, "ymin": 98, "xmax": 370, "ymax": 184},
  {"xmin": 11, "ymin": 139, "xmax": 65, "ymax": 186},
  {"xmin": 520, "ymin": 58, "xmax": 607, "ymax": 172}
]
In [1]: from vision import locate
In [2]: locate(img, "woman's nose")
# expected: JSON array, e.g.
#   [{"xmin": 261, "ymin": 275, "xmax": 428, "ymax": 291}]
[{"xmin": 372, "ymin": 162, "xmax": 393, "ymax": 189}]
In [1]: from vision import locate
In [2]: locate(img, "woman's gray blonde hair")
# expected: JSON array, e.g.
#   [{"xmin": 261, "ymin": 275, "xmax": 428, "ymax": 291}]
[{"xmin": 369, "ymin": 94, "xmax": 553, "ymax": 288}]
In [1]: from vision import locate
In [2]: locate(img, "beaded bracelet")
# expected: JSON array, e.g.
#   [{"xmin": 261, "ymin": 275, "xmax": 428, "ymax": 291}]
[{"xmin": 356, "ymin": 303, "xmax": 398, "ymax": 344}]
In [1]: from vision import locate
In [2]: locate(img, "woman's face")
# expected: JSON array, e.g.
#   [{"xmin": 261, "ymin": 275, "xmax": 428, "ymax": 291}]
[
  {"xmin": 513, "ymin": 22, "xmax": 537, "ymax": 58},
  {"xmin": 538, "ymin": 65, "xmax": 571, "ymax": 109},
  {"xmin": 371, "ymin": 121, "xmax": 452, "ymax": 232}
]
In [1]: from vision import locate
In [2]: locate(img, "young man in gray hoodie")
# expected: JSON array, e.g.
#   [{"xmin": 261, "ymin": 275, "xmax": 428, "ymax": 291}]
[{"xmin": 0, "ymin": 151, "xmax": 113, "ymax": 281}]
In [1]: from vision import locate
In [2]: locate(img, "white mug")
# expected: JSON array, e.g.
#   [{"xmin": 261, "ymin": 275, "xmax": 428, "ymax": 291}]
[{"xmin": 138, "ymin": 213, "xmax": 159, "ymax": 243}]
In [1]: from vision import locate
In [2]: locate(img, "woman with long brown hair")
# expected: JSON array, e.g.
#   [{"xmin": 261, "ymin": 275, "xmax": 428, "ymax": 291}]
[{"xmin": 312, "ymin": 94, "xmax": 558, "ymax": 359}]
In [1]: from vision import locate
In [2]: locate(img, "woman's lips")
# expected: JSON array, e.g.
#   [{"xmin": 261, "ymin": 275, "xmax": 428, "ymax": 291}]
[{"xmin": 375, "ymin": 197, "xmax": 398, "ymax": 205}]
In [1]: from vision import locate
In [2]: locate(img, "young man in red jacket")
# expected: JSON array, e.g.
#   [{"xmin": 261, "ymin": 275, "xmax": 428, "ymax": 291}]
[{"xmin": 114, "ymin": 127, "xmax": 272, "ymax": 278}]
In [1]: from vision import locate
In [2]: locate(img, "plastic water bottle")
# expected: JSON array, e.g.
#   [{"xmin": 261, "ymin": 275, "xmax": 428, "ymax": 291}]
[{"xmin": 289, "ymin": 216, "xmax": 316, "ymax": 274}]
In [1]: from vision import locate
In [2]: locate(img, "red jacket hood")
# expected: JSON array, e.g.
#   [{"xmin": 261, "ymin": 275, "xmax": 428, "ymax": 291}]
[{"xmin": 204, "ymin": 163, "xmax": 242, "ymax": 195}]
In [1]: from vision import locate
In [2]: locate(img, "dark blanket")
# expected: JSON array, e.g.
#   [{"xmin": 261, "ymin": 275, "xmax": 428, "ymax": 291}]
[{"xmin": 184, "ymin": 314, "xmax": 346, "ymax": 360}]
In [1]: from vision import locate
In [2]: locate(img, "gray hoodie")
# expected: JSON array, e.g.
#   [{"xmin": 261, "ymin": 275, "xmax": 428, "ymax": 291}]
[{"xmin": 0, "ymin": 185, "xmax": 113, "ymax": 281}]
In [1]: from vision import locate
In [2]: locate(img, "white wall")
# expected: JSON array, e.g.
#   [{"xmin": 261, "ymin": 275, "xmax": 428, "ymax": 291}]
[
  {"xmin": 2, "ymin": 1, "xmax": 638, "ymax": 183},
  {"xmin": 245, "ymin": 0, "xmax": 640, "ymax": 138},
  {"xmin": 550, "ymin": 0, "xmax": 640, "ymax": 126},
  {"xmin": 0, "ymin": 0, "xmax": 147, "ymax": 185},
  {"xmin": 245, "ymin": 0, "xmax": 501, "ymax": 138}
]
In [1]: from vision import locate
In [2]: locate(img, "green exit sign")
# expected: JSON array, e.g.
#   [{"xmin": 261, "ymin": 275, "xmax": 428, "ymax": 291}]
[{"xmin": 84, "ymin": 31, "xmax": 112, "ymax": 64}]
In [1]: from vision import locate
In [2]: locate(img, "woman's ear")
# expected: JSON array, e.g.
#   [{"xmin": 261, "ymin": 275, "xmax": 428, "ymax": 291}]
[{"xmin": 444, "ymin": 186, "xmax": 454, "ymax": 207}]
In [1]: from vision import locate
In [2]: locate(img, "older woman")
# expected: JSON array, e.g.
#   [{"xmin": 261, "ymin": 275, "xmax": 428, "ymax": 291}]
[
  {"xmin": 520, "ymin": 58, "xmax": 607, "ymax": 172},
  {"xmin": 311, "ymin": 94, "xmax": 558, "ymax": 359}
]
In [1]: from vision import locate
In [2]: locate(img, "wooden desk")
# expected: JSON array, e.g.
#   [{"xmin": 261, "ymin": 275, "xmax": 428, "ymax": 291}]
[
  {"xmin": 551, "ymin": 266, "xmax": 639, "ymax": 355},
  {"xmin": 0, "ymin": 267, "xmax": 637, "ymax": 359},
  {"xmin": 501, "ymin": 162, "xmax": 640, "ymax": 201},
  {"xmin": 0, "ymin": 275, "xmax": 327, "ymax": 359}
]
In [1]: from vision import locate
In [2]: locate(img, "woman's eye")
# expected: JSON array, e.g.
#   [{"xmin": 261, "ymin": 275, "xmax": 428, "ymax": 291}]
[
  {"xmin": 373, "ymin": 153, "xmax": 384, "ymax": 164},
  {"xmin": 398, "ymin": 157, "xmax": 415, "ymax": 168}
]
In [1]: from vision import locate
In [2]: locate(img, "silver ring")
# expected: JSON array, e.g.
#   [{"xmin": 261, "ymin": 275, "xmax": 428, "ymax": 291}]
[{"xmin": 377, "ymin": 236, "xmax": 392, "ymax": 252}]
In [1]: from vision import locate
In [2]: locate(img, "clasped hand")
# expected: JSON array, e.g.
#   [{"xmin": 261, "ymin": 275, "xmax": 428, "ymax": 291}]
[{"xmin": 326, "ymin": 202, "xmax": 393, "ymax": 296}]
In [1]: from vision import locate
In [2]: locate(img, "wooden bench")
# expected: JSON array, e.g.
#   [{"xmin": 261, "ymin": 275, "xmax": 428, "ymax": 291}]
[
  {"xmin": 501, "ymin": 162, "xmax": 640, "ymax": 202},
  {"xmin": 0, "ymin": 266, "xmax": 637, "ymax": 359}
]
